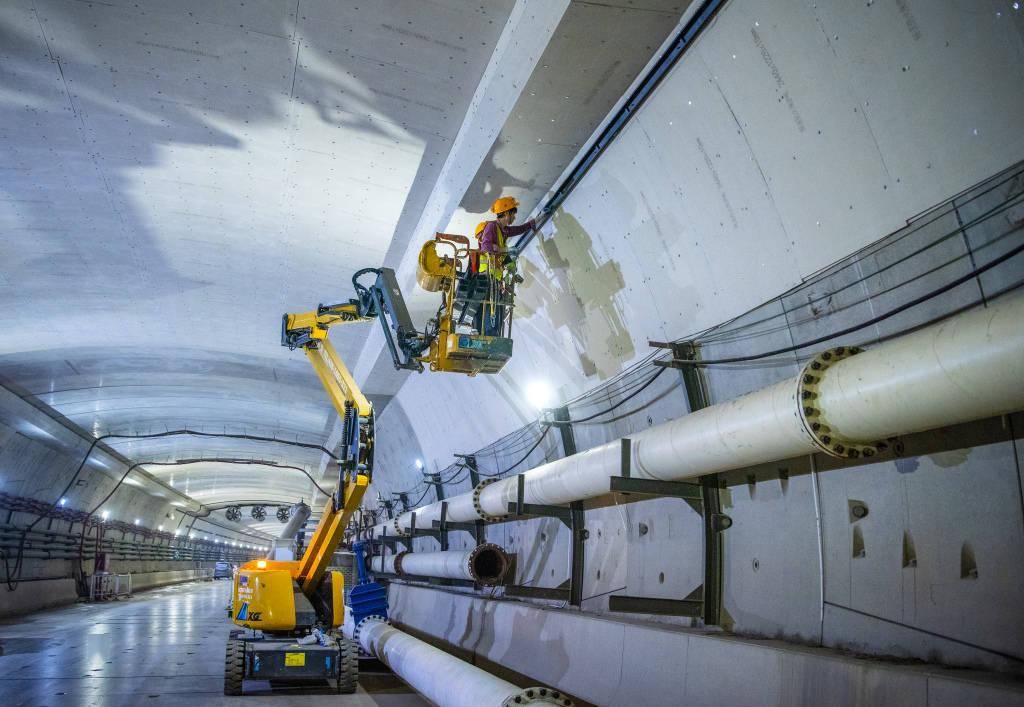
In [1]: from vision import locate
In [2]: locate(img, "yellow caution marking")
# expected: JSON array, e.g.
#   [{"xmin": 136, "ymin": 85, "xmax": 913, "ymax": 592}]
[{"xmin": 285, "ymin": 652, "xmax": 306, "ymax": 667}]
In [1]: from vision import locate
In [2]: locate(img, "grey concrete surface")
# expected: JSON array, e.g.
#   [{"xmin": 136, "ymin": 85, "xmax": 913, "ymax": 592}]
[
  {"xmin": 0, "ymin": 580, "xmax": 425, "ymax": 707},
  {"xmin": 2, "ymin": 0, "xmax": 1024, "ymax": 703},
  {"xmin": 389, "ymin": 582, "xmax": 1024, "ymax": 707},
  {"xmin": 367, "ymin": 0, "xmax": 1024, "ymax": 683}
]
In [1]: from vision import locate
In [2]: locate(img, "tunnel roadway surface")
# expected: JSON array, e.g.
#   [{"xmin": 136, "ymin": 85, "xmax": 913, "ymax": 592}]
[{"xmin": 0, "ymin": 580, "xmax": 426, "ymax": 707}]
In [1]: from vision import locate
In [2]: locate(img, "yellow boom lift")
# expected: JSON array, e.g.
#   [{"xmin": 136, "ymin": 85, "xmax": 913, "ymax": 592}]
[{"xmin": 225, "ymin": 252, "xmax": 517, "ymax": 695}]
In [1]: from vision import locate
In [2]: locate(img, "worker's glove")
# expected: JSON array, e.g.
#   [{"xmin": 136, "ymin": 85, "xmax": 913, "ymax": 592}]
[
  {"xmin": 526, "ymin": 219, "xmax": 537, "ymax": 231},
  {"xmin": 506, "ymin": 246, "xmax": 520, "ymax": 259}
]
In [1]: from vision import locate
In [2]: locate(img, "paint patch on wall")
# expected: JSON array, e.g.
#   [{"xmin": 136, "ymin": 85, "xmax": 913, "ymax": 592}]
[
  {"xmin": 516, "ymin": 209, "xmax": 634, "ymax": 379},
  {"xmin": 929, "ymin": 449, "xmax": 970, "ymax": 468},
  {"xmin": 894, "ymin": 457, "xmax": 919, "ymax": 474}
]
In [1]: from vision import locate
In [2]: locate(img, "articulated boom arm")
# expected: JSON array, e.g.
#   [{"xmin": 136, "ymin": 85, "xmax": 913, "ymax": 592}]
[
  {"xmin": 281, "ymin": 303, "xmax": 376, "ymax": 590},
  {"xmin": 295, "ymin": 470, "xmax": 367, "ymax": 594},
  {"xmin": 277, "ymin": 258, "xmax": 516, "ymax": 592}
]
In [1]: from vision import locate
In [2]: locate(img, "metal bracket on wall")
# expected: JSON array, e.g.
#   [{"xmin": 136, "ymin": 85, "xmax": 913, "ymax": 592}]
[
  {"xmin": 434, "ymin": 457, "xmax": 486, "ymax": 546},
  {"xmin": 373, "ymin": 526, "xmax": 411, "ymax": 553},
  {"xmin": 429, "ymin": 473, "xmax": 445, "ymax": 503},
  {"xmin": 605, "ymin": 445, "xmax": 730, "ymax": 620},
  {"xmin": 622, "ymin": 342, "xmax": 729, "ymax": 622},
  {"xmin": 392, "ymin": 492, "xmax": 410, "ymax": 513},
  {"xmin": 500, "ymin": 473, "xmax": 583, "ymax": 605}
]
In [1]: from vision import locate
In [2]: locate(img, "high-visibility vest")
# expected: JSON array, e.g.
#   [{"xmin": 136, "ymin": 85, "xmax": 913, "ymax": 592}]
[{"xmin": 478, "ymin": 223, "xmax": 505, "ymax": 275}]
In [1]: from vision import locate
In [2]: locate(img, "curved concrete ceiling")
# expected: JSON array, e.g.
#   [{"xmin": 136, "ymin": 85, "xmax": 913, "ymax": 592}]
[
  {"xmin": 0, "ymin": 0, "xmax": 691, "ymax": 537},
  {"xmin": 0, "ymin": 0, "xmax": 515, "ymax": 534}
]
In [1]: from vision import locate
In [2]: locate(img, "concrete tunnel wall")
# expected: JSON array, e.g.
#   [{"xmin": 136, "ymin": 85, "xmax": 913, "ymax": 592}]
[
  {"xmin": 0, "ymin": 384, "xmax": 265, "ymax": 615},
  {"xmin": 367, "ymin": 0, "xmax": 1024, "ymax": 683}
]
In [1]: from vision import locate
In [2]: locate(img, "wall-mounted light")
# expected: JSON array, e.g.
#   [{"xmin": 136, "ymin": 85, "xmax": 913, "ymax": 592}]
[
  {"xmin": 525, "ymin": 380, "xmax": 554, "ymax": 410},
  {"xmin": 415, "ymin": 459, "xmax": 424, "ymax": 470},
  {"xmin": 158, "ymin": 525, "xmax": 164, "ymax": 531},
  {"xmin": 173, "ymin": 529, "xmax": 181, "ymax": 536},
  {"xmin": 133, "ymin": 519, "xmax": 141, "ymax": 525},
  {"xmin": 59, "ymin": 498, "xmax": 67, "ymax": 507},
  {"xmin": 100, "ymin": 510, "xmax": 110, "ymax": 521}
]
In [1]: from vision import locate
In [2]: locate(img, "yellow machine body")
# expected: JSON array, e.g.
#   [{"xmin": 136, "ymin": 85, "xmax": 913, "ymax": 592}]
[
  {"xmin": 418, "ymin": 234, "xmax": 513, "ymax": 375},
  {"xmin": 228, "ymin": 423, "xmax": 368, "ymax": 632},
  {"xmin": 232, "ymin": 566, "xmax": 298, "ymax": 631},
  {"xmin": 431, "ymin": 333, "xmax": 512, "ymax": 375},
  {"xmin": 230, "ymin": 565, "xmax": 347, "ymax": 631},
  {"xmin": 325, "ymin": 570, "xmax": 345, "ymax": 628},
  {"xmin": 417, "ymin": 239, "xmax": 451, "ymax": 293},
  {"xmin": 248, "ymin": 238, "xmax": 512, "ymax": 635}
]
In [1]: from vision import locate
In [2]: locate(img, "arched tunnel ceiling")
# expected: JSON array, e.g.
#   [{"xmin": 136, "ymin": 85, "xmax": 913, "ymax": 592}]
[
  {"xmin": 0, "ymin": 0, "xmax": 515, "ymax": 533},
  {"xmin": 0, "ymin": 0, "xmax": 691, "ymax": 536}
]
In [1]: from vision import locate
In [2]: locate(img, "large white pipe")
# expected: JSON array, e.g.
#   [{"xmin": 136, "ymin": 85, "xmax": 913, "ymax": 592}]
[
  {"xmin": 353, "ymin": 617, "xmax": 573, "ymax": 707},
  {"xmin": 267, "ymin": 502, "xmax": 311, "ymax": 560},
  {"xmin": 370, "ymin": 554, "xmax": 398, "ymax": 575},
  {"xmin": 370, "ymin": 545, "xmax": 509, "ymax": 585},
  {"xmin": 371, "ymin": 294, "xmax": 1024, "ymax": 533}
]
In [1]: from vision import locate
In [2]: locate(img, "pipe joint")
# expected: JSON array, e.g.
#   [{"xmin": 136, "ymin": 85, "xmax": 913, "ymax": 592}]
[
  {"xmin": 353, "ymin": 614, "xmax": 386, "ymax": 645},
  {"xmin": 393, "ymin": 517, "xmax": 409, "ymax": 537},
  {"xmin": 797, "ymin": 346, "xmax": 891, "ymax": 459},
  {"xmin": 501, "ymin": 686, "xmax": 574, "ymax": 706},
  {"xmin": 392, "ymin": 550, "xmax": 409, "ymax": 576},
  {"xmin": 472, "ymin": 478, "xmax": 504, "ymax": 522},
  {"xmin": 467, "ymin": 543, "xmax": 510, "ymax": 585}
]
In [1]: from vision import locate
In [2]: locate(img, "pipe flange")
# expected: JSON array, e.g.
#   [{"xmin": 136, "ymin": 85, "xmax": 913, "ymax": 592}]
[
  {"xmin": 468, "ymin": 542, "xmax": 510, "ymax": 586},
  {"xmin": 353, "ymin": 614, "xmax": 386, "ymax": 645},
  {"xmin": 502, "ymin": 686, "xmax": 574, "ymax": 706},
  {"xmin": 391, "ymin": 550, "xmax": 409, "ymax": 577},
  {"xmin": 797, "ymin": 346, "xmax": 891, "ymax": 460},
  {"xmin": 392, "ymin": 517, "xmax": 409, "ymax": 537},
  {"xmin": 472, "ymin": 478, "xmax": 504, "ymax": 523}
]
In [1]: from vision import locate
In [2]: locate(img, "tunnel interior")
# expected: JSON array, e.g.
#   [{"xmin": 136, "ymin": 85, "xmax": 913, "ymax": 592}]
[{"xmin": 1, "ymin": 0, "xmax": 1023, "ymax": 705}]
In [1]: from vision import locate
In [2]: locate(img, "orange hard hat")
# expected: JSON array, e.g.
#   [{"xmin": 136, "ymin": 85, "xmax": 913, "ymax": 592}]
[
  {"xmin": 474, "ymin": 221, "xmax": 487, "ymax": 238},
  {"xmin": 491, "ymin": 196, "xmax": 519, "ymax": 215}
]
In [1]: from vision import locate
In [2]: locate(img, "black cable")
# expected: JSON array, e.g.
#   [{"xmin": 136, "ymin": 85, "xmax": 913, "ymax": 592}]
[
  {"xmin": 569, "ymin": 374, "xmax": 680, "ymax": 426},
  {"xmin": 686, "ymin": 168, "xmax": 1024, "ymax": 349},
  {"xmin": 67, "ymin": 456, "xmax": 286, "ymax": 589},
  {"xmin": 103, "ymin": 429, "xmax": 341, "ymax": 460},
  {"xmin": 678, "ymin": 241, "xmax": 1024, "ymax": 366},
  {"xmin": 4, "ymin": 428, "xmax": 337, "ymax": 590},
  {"xmin": 702, "ymin": 225, "xmax": 1014, "ymax": 348},
  {"xmin": 823, "ymin": 601, "xmax": 1023, "ymax": 664},
  {"xmin": 698, "ymin": 192, "xmax": 1024, "ymax": 347},
  {"xmin": 555, "ymin": 367, "xmax": 669, "ymax": 425},
  {"xmin": 485, "ymin": 425, "xmax": 553, "ymax": 477},
  {"xmin": 140, "ymin": 459, "xmax": 334, "ymax": 498},
  {"xmin": 4, "ymin": 435, "xmax": 104, "ymax": 590}
]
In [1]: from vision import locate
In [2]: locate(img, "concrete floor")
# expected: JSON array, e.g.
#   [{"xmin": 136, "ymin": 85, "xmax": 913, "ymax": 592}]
[{"xmin": 0, "ymin": 580, "xmax": 426, "ymax": 707}]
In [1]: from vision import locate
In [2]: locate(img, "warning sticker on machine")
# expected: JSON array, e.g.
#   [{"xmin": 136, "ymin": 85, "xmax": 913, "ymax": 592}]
[{"xmin": 284, "ymin": 652, "xmax": 306, "ymax": 667}]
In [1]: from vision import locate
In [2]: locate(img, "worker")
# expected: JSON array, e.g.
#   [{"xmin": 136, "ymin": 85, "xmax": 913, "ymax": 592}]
[{"xmin": 475, "ymin": 197, "xmax": 535, "ymax": 336}]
